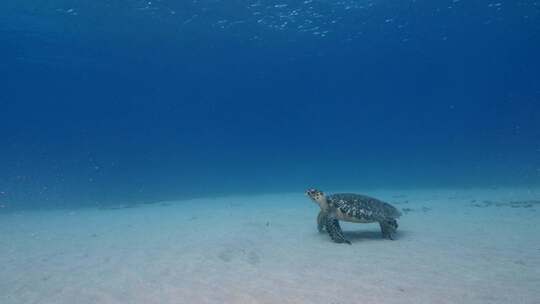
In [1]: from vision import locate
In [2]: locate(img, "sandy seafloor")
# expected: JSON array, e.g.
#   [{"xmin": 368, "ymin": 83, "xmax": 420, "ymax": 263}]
[{"xmin": 1, "ymin": 188, "xmax": 539, "ymax": 304}]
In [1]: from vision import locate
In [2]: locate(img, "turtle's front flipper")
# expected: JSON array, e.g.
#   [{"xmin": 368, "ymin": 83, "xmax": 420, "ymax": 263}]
[
  {"xmin": 325, "ymin": 218, "xmax": 351, "ymax": 244},
  {"xmin": 317, "ymin": 211, "xmax": 327, "ymax": 233}
]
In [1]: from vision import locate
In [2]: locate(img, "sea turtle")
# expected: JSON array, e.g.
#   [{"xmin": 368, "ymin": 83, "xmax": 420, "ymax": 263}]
[{"xmin": 306, "ymin": 188, "xmax": 401, "ymax": 244}]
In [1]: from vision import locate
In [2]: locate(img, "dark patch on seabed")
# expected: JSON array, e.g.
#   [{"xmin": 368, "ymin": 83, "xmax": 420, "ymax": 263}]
[
  {"xmin": 471, "ymin": 200, "xmax": 540, "ymax": 209},
  {"xmin": 97, "ymin": 200, "xmax": 172, "ymax": 210},
  {"xmin": 218, "ymin": 247, "xmax": 261, "ymax": 266},
  {"xmin": 401, "ymin": 206, "xmax": 432, "ymax": 214}
]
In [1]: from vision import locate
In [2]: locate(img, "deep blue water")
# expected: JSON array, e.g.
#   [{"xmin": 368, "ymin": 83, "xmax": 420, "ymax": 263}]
[{"xmin": 1, "ymin": 0, "xmax": 539, "ymax": 208}]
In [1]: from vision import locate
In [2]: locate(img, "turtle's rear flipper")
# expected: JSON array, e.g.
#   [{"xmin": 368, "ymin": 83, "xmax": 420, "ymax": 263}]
[
  {"xmin": 326, "ymin": 218, "xmax": 351, "ymax": 244},
  {"xmin": 379, "ymin": 219, "xmax": 398, "ymax": 240},
  {"xmin": 317, "ymin": 211, "xmax": 327, "ymax": 233}
]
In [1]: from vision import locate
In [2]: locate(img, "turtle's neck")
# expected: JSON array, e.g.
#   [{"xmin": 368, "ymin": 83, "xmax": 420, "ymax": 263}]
[{"xmin": 319, "ymin": 196, "xmax": 330, "ymax": 212}]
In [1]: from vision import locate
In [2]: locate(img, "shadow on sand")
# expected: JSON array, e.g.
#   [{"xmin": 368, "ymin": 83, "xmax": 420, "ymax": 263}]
[{"xmin": 343, "ymin": 230, "xmax": 409, "ymax": 241}]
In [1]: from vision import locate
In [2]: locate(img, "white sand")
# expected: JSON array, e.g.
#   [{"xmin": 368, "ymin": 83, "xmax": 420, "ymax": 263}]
[{"xmin": 1, "ymin": 188, "xmax": 539, "ymax": 304}]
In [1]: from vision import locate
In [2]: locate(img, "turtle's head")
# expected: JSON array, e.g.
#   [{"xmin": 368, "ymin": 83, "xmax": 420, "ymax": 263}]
[{"xmin": 306, "ymin": 188, "xmax": 328, "ymax": 210}]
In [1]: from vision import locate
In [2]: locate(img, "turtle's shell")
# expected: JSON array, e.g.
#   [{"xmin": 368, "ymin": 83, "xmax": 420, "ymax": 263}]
[{"xmin": 327, "ymin": 193, "xmax": 401, "ymax": 222}]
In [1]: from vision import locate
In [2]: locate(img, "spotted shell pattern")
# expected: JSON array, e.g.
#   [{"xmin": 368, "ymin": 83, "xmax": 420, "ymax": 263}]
[{"xmin": 327, "ymin": 193, "xmax": 401, "ymax": 221}]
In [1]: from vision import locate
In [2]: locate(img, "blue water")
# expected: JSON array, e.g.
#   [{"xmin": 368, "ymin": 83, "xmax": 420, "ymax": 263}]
[{"xmin": 1, "ymin": 0, "xmax": 539, "ymax": 208}]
